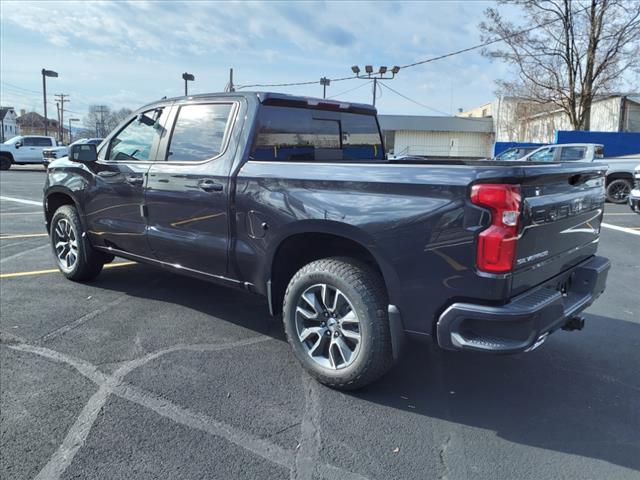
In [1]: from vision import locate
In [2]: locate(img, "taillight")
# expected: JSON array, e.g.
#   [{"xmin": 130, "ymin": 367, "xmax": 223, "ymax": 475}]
[{"xmin": 470, "ymin": 184, "xmax": 521, "ymax": 273}]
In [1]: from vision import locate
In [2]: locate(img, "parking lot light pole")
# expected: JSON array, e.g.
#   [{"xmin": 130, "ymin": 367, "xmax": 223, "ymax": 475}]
[
  {"xmin": 182, "ymin": 72, "xmax": 195, "ymax": 96},
  {"xmin": 320, "ymin": 77, "xmax": 330, "ymax": 98},
  {"xmin": 41, "ymin": 69, "xmax": 59, "ymax": 136},
  {"xmin": 68, "ymin": 118, "xmax": 79, "ymax": 143},
  {"xmin": 350, "ymin": 65, "xmax": 400, "ymax": 107}
]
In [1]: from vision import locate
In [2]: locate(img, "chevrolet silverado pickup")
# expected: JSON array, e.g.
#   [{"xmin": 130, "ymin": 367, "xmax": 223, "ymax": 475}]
[{"xmin": 43, "ymin": 92, "xmax": 610, "ymax": 389}]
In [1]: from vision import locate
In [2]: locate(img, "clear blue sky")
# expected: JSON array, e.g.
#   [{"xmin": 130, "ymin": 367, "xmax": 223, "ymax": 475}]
[{"xmin": 1, "ymin": 0, "xmax": 516, "ymax": 120}]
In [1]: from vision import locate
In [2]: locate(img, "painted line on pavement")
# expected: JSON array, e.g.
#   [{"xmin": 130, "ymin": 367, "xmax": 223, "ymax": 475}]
[
  {"xmin": 0, "ymin": 261, "xmax": 136, "ymax": 279},
  {"xmin": 0, "ymin": 196, "xmax": 42, "ymax": 206},
  {"xmin": 0, "ymin": 233, "xmax": 48, "ymax": 240},
  {"xmin": 601, "ymin": 222, "xmax": 640, "ymax": 237}
]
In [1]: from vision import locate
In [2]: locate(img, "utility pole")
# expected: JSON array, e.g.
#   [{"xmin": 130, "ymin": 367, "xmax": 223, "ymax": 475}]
[
  {"xmin": 54, "ymin": 94, "xmax": 69, "ymax": 143},
  {"xmin": 320, "ymin": 77, "xmax": 330, "ymax": 98},
  {"xmin": 350, "ymin": 65, "xmax": 400, "ymax": 106},
  {"xmin": 55, "ymin": 102, "xmax": 61, "ymax": 141},
  {"xmin": 41, "ymin": 69, "xmax": 58, "ymax": 136}
]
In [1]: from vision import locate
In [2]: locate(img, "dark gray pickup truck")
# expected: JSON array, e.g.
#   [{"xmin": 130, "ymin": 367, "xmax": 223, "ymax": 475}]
[{"xmin": 44, "ymin": 92, "xmax": 610, "ymax": 389}]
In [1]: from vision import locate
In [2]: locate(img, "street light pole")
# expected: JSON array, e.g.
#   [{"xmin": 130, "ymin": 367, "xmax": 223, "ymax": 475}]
[
  {"xmin": 182, "ymin": 72, "xmax": 195, "ymax": 96},
  {"xmin": 350, "ymin": 65, "xmax": 400, "ymax": 106},
  {"xmin": 320, "ymin": 77, "xmax": 330, "ymax": 98},
  {"xmin": 41, "ymin": 69, "xmax": 58, "ymax": 137},
  {"xmin": 68, "ymin": 118, "xmax": 79, "ymax": 143}
]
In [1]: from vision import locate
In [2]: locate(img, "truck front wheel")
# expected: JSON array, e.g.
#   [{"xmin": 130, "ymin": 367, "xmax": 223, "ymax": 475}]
[
  {"xmin": 50, "ymin": 205, "xmax": 104, "ymax": 281},
  {"xmin": 282, "ymin": 257, "xmax": 393, "ymax": 390}
]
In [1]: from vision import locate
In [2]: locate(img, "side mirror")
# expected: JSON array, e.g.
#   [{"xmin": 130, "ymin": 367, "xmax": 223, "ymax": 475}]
[
  {"xmin": 69, "ymin": 143, "xmax": 98, "ymax": 163},
  {"xmin": 14, "ymin": 141, "xmax": 22, "ymax": 149}
]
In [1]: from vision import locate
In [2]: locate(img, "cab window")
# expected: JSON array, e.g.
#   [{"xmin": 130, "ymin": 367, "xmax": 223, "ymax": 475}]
[
  {"xmin": 107, "ymin": 109, "xmax": 164, "ymax": 161},
  {"xmin": 166, "ymin": 104, "xmax": 233, "ymax": 162},
  {"xmin": 529, "ymin": 147, "xmax": 555, "ymax": 162}
]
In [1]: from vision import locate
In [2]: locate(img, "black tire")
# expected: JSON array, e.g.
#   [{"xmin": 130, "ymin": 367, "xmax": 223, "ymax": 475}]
[
  {"xmin": 0, "ymin": 156, "xmax": 12, "ymax": 170},
  {"xmin": 283, "ymin": 257, "xmax": 393, "ymax": 390},
  {"xmin": 50, "ymin": 205, "xmax": 104, "ymax": 281},
  {"xmin": 606, "ymin": 178, "xmax": 632, "ymax": 204}
]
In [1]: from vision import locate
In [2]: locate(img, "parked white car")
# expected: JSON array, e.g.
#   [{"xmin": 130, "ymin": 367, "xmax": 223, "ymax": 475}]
[
  {"xmin": 0, "ymin": 135, "xmax": 57, "ymax": 170},
  {"xmin": 42, "ymin": 138, "xmax": 103, "ymax": 167}
]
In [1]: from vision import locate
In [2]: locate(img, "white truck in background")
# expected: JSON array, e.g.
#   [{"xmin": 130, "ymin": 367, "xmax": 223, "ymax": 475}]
[
  {"xmin": 516, "ymin": 143, "xmax": 638, "ymax": 203},
  {"xmin": 0, "ymin": 135, "xmax": 57, "ymax": 170}
]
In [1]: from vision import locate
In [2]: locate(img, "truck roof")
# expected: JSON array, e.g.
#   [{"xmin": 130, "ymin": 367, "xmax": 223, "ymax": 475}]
[{"xmin": 140, "ymin": 91, "xmax": 377, "ymax": 115}]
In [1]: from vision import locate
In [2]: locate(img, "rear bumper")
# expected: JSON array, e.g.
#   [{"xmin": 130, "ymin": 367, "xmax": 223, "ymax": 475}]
[{"xmin": 436, "ymin": 255, "xmax": 610, "ymax": 353}]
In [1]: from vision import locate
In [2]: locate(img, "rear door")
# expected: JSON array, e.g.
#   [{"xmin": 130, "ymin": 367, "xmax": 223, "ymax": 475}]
[
  {"xmin": 20, "ymin": 136, "xmax": 52, "ymax": 162},
  {"xmin": 511, "ymin": 163, "xmax": 607, "ymax": 294},
  {"xmin": 83, "ymin": 107, "xmax": 167, "ymax": 257},
  {"xmin": 145, "ymin": 101, "xmax": 238, "ymax": 278}
]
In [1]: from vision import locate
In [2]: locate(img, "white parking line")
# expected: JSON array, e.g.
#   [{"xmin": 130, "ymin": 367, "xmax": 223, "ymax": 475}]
[
  {"xmin": 601, "ymin": 222, "xmax": 640, "ymax": 237},
  {"xmin": 0, "ymin": 196, "xmax": 42, "ymax": 206}
]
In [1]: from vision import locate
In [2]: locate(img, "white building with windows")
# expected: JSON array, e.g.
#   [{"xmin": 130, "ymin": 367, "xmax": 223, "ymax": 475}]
[
  {"xmin": 378, "ymin": 115, "xmax": 494, "ymax": 158},
  {"xmin": 0, "ymin": 107, "xmax": 19, "ymax": 142}
]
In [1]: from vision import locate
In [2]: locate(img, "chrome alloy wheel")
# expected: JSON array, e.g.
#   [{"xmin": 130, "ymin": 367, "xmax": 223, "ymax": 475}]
[
  {"xmin": 295, "ymin": 284, "xmax": 361, "ymax": 370},
  {"xmin": 53, "ymin": 218, "xmax": 78, "ymax": 271}
]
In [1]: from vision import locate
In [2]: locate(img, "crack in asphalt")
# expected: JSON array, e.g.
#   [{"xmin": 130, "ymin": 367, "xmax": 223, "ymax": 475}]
[{"xmin": 8, "ymin": 339, "xmax": 371, "ymax": 480}]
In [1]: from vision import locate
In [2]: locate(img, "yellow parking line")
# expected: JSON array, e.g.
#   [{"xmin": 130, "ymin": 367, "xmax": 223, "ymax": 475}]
[
  {"xmin": 0, "ymin": 261, "xmax": 136, "ymax": 279},
  {"xmin": 0, "ymin": 233, "xmax": 49, "ymax": 240}
]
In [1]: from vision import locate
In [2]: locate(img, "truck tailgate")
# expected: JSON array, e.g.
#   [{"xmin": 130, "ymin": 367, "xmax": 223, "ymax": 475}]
[{"xmin": 511, "ymin": 163, "xmax": 607, "ymax": 295}]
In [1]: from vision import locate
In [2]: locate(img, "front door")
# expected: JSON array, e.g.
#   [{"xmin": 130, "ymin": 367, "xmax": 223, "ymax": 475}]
[
  {"xmin": 84, "ymin": 107, "xmax": 167, "ymax": 257},
  {"xmin": 145, "ymin": 101, "xmax": 237, "ymax": 278}
]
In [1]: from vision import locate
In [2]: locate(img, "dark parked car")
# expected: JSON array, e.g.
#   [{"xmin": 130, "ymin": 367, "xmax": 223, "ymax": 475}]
[{"xmin": 44, "ymin": 92, "xmax": 610, "ymax": 389}]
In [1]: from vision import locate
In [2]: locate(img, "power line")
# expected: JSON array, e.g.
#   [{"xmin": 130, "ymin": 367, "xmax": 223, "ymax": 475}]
[
  {"xmin": 378, "ymin": 82, "xmax": 491, "ymax": 122},
  {"xmin": 327, "ymin": 80, "xmax": 373, "ymax": 99},
  {"xmin": 398, "ymin": 2, "xmax": 593, "ymax": 70},
  {"xmin": 377, "ymin": 82, "xmax": 450, "ymax": 115}
]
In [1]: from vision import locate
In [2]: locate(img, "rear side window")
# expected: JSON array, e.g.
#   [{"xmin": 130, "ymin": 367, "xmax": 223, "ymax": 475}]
[
  {"xmin": 559, "ymin": 146, "xmax": 586, "ymax": 161},
  {"xmin": 35, "ymin": 138, "xmax": 53, "ymax": 146},
  {"xmin": 251, "ymin": 106, "xmax": 384, "ymax": 162},
  {"xmin": 167, "ymin": 103, "xmax": 233, "ymax": 162}
]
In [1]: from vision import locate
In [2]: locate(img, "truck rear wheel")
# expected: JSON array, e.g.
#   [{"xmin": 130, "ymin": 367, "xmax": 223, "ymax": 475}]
[
  {"xmin": 282, "ymin": 257, "xmax": 393, "ymax": 390},
  {"xmin": 606, "ymin": 178, "xmax": 632, "ymax": 204},
  {"xmin": 50, "ymin": 205, "xmax": 104, "ymax": 281}
]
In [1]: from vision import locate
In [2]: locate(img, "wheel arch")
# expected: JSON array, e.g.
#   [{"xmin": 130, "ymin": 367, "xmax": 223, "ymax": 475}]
[
  {"xmin": 605, "ymin": 171, "xmax": 633, "ymax": 184},
  {"xmin": 264, "ymin": 221, "xmax": 401, "ymax": 316},
  {"xmin": 44, "ymin": 187, "xmax": 85, "ymax": 232}
]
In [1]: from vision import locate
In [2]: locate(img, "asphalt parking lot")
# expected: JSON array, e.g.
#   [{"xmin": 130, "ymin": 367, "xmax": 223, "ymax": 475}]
[{"xmin": 1, "ymin": 166, "xmax": 639, "ymax": 480}]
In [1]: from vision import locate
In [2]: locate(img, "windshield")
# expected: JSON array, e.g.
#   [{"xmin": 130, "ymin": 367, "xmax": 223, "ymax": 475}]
[{"xmin": 3, "ymin": 136, "xmax": 22, "ymax": 145}]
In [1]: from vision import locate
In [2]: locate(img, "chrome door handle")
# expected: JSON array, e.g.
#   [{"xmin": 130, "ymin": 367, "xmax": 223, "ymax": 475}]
[
  {"xmin": 197, "ymin": 179, "xmax": 223, "ymax": 192},
  {"xmin": 126, "ymin": 175, "xmax": 144, "ymax": 186}
]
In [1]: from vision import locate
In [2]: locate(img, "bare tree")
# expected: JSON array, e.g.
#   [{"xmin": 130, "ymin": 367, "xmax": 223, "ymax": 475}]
[
  {"xmin": 480, "ymin": 0, "xmax": 640, "ymax": 129},
  {"xmin": 84, "ymin": 106, "xmax": 133, "ymax": 137}
]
